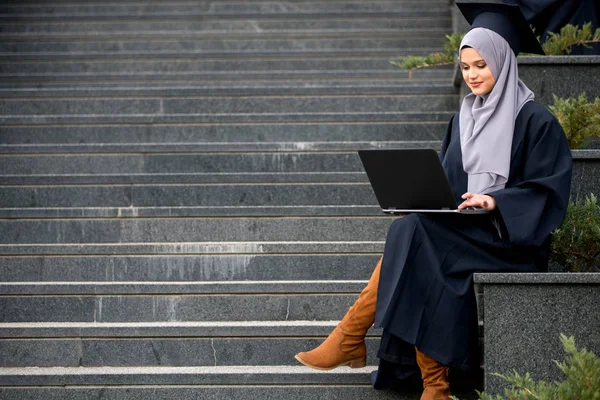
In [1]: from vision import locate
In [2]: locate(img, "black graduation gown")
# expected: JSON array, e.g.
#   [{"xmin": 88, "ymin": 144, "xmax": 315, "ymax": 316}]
[{"xmin": 371, "ymin": 101, "xmax": 573, "ymax": 390}]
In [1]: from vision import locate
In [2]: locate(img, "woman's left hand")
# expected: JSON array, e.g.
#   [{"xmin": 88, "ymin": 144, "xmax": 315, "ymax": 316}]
[{"xmin": 458, "ymin": 192, "xmax": 497, "ymax": 211}]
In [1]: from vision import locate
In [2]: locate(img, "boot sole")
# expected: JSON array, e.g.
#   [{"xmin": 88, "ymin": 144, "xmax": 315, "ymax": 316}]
[{"xmin": 294, "ymin": 354, "xmax": 367, "ymax": 371}]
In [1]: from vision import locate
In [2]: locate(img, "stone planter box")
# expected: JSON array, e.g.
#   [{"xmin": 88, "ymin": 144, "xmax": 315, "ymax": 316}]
[
  {"xmin": 571, "ymin": 150, "xmax": 600, "ymax": 201},
  {"xmin": 474, "ymin": 272, "xmax": 600, "ymax": 395},
  {"xmin": 453, "ymin": 56, "xmax": 600, "ymax": 107}
]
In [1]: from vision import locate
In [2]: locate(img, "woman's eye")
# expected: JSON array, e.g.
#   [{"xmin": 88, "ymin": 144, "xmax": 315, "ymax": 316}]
[{"xmin": 477, "ymin": 64, "xmax": 487, "ymax": 69}]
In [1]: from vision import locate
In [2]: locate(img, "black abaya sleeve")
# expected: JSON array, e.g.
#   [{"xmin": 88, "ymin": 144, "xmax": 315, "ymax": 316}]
[{"xmin": 488, "ymin": 103, "xmax": 572, "ymax": 247}]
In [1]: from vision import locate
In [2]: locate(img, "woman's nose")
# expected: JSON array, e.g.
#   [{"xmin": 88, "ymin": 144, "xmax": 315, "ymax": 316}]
[{"xmin": 468, "ymin": 68, "xmax": 478, "ymax": 79}]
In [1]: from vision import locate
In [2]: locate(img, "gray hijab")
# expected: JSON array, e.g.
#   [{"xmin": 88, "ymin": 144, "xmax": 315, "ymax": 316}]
[{"xmin": 459, "ymin": 27, "xmax": 534, "ymax": 195}]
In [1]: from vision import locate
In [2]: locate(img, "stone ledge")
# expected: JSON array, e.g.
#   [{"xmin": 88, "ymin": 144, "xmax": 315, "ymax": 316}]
[{"xmin": 474, "ymin": 272, "xmax": 600, "ymax": 284}]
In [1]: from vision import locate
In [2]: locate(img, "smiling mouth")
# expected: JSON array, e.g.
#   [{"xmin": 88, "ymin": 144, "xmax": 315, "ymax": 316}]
[{"xmin": 470, "ymin": 82, "xmax": 483, "ymax": 87}]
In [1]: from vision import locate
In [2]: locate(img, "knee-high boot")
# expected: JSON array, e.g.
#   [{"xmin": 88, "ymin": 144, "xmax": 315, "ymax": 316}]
[
  {"xmin": 294, "ymin": 257, "xmax": 382, "ymax": 370},
  {"xmin": 415, "ymin": 347, "xmax": 451, "ymax": 400}
]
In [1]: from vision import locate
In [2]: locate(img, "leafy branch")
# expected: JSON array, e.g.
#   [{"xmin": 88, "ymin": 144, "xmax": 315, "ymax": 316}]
[
  {"xmin": 547, "ymin": 93, "xmax": 600, "ymax": 149},
  {"xmin": 543, "ymin": 22, "xmax": 600, "ymax": 55},
  {"xmin": 389, "ymin": 33, "xmax": 464, "ymax": 77}
]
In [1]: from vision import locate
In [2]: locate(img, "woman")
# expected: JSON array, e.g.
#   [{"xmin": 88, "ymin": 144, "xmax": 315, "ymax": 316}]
[{"xmin": 295, "ymin": 3, "xmax": 573, "ymax": 399}]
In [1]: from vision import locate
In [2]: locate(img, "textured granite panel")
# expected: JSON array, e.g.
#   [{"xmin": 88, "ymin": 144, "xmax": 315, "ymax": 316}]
[
  {"xmin": 0, "ymin": 254, "xmax": 381, "ymax": 282},
  {"xmin": 2, "ymin": 2, "xmax": 450, "ymax": 15},
  {"xmin": 474, "ymin": 272, "xmax": 600, "ymax": 284},
  {"xmin": 0, "ymin": 241, "xmax": 386, "ymax": 256},
  {"xmin": 0, "ymin": 57, "xmax": 447, "ymax": 73},
  {"xmin": 0, "ymin": 338, "xmax": 380, "ymax": 367},
  {"xmin": 0, "ymin": 281, "xmax": 369, "ymax": 295},
  {"xmin": 93, "ymin": 294, "xmax": 358, "ymax": 322},
  {"xmin": 0, "ymin": 38, "xmax": 446, "ymax": 54},
  {"xmin": 0, "ymin": 297, "xmax": 95, "ymax": 322},
  {"xmin": 571, "ymin": 152, "xmax": 600, "ymax": 200},
  {"xmin": 0, "ymin": 217, "xmax": 394, "ymax": 244},
  {"xmin": 0, "ymin": 152, "xmax": 377, "ymax": 175},
  {"xmin": 0, "ymin": 321, "xmax": 383, "ymax": 339},
  {"xmin": 0, "ymin": 122, "xmax": 448, "ymax": 147},
  {"xmin": 0, "ymin": 386, "xmax": 420, "ymax": 400},
  {"xmin": 480, "ymin": 281, "xmax": 600, "ymax": 395},
  {"xmin": 517, "ymin": 57, "xmax": 600, "ymax": 107},
  {"xmin": 0, "ymin": 95, "xmax": 458, "ymax": 115},
  {"xmin": 0, "ymin": 111, "xmax": 456, "ymax": 126},
  {"xmin": 0, "ymin": 84, "xmax": 457, "ymax": 98},
  {"xmin": 0, "ymin": 365, "xmax": 379, "ymax": 386},
  {"xmin": 0, "ymin": 184, "xmax": 379, "ymax": 208}
]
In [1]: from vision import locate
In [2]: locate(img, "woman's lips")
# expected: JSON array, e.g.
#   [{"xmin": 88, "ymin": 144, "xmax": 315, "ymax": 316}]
[{"xmin": 470, "ymin": 82, "xmax": 483, "ymax": 87}]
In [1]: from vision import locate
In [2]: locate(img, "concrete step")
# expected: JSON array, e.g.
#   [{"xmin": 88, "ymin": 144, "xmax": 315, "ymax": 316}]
[
  {"xmin": 0, "ymin": 280, "xmax": 369, "ymax": 295},
  {"xmin": 0, "ymin": 95, "xmax": 458, "ymax": 116},
  {"xmin": 0, "ymin": 18, "xmax": 451, "ymax": 36},
  {"xmin": 0, "ymin": 37, "xmax": 446, "ymax": 54},
  {"xmin": 0, "ymin": 59, "xmax": 451, "ymax": 74},
  {"xmin": 0, "ymin": 183, "xmax": 378, "ymax": 211},
  {"xmin": 0, "ymin": 48, "xmax": 440, "ymax": 62},
  {"xmin": 0, "ymin": 293, "xmax": 359, "ymax": 323},
  {"xmin": 0, "ymin": 217, "xmax": 395, "ymax": 244},
  {"xmin": 0, "ymin": 383, "xmax": 417, "ymax": 400},
  {"xmin": 1, "ymin": 28, "xmax": 449, "ymax": 41},
  {"xmin": 0, "ymin": 320, "xmax": 362, "ymax": 338},
  {"xmin": 0, "ymin": 122, "xmax": 447, "ymax": 154},
  {"xmin": 0, "ymin": 365, "xmax": 379, "ymax": 386},
  {"xmin": 0, "ymin": 3, "xmax": 450, "ymax": 19},
  {"xmin": 0, "ymin": 253, "xmax": 381, "ymax": 282},
  {"xmin": 0, "ymin": 73, "xmax": 453, "ymax": 86},
  {"xmin": 0, "ymin": 333, "xmax": 381, "ymax": 368},
  {"xmin": 0, "ymin": 152, "xmax": 391, "ymax": 181},
  {"xmin": 0, "ymin": 82, "xmax": 457, "ymax": 97},
  {"xmin": 0, "ymin": 241, "xmax": 385, "ymax": 256}
]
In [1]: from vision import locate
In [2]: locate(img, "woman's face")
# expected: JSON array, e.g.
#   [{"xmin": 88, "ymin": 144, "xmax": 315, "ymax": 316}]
[{"xmin": 460, "ymin": 47, "xmax": 496, "ymax": 96}]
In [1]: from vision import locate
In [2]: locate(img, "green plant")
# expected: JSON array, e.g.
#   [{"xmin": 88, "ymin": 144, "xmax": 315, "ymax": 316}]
[
  {"xmin": 389, "ymin": 33, "xmax": 464, "ymax": 77},
  {"xmin": 452, "ymin": 335, "xmax": 600, "ymax": 400},
  {"xmin": 550, "ymin": 194, "xmax": 600, "ymax": 273},
  {"xmin": 543, "ymin": 22, "xmax": 600, "ymax": 55},
  {"xmin": 391, "ymin": 23, "xmax": 600, "ymax": 74},
  {"xmin": 547, "ymin": 93, "xmax": 600, "ymax": 149}
]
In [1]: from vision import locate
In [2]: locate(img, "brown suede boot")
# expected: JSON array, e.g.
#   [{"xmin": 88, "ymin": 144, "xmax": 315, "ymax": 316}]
[
  {"xmin": 415, "ymin": 348, "xmax": 451, "ymax": 400},
  {"xmin": 294, "ymin": 257, "xmax": 382, "ymax": 370}
]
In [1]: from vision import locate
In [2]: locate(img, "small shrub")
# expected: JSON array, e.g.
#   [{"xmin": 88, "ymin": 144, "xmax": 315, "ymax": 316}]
[
  {"xmin": 550, "ymin": 194, "xmax": 600, "ymax": 273},
  {"xmin": 543, "ymin": 22, "xmax": 600, "ymax": 55},
  {"xmin": 389, "ymin": 33, "xmax": 464, "ymax": 77},
  {"xmin": 548, "ymin": 93, "xmax": 600, "ymax": 149}
]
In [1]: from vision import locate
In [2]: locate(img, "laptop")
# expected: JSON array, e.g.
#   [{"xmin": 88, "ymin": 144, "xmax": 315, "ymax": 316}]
[{"xmin": 358, "ymin": 149, "xmax": 489, "ymax": 215}]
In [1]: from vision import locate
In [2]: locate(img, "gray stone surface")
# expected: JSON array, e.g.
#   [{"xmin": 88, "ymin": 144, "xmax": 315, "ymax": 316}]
[
  {"xmin": 0, "ymin": 83, "xmax": 457, "ymax": 97},
  {"xmin": 0, "ymin": 386, "xmax": 422, "ymax": 400},
  {"xmin": 0, "ymin": 217, "xmax": 394, "ymax": 244},
  {"xmin": 0, "ymin": 281, "xmax": 369, "ymax": 295},
  {"xmin": 0, "ymin": 38, "xmax": 446, "ymax": 54},
  {"xmin": 0, "ymin": 183, "xmax": 379, "ymax": 208},
  {"xmin": 0, "ymin": 18, "xmax": 451, "ymax": 35},
  {"xmin": 0, "ymin": 337, "xmax": 381, "ymax": 367},
  {"xmin": 477, "ymin": 276, "xmax": 600, "ymax": 395},
  {"xmin": 1, "ymin": 2, "xmax": 450, "ymax": 16},
  {"xmin": 0, "ymin": 294, "xmax": 358, "ymax": 322},
  {"xmin": 0, "ymin": 241, "xmax": 386, "ymax": 256},
  {"xmin": 517, "ymin": 56, "xmax": 600, "ymax": 106},
  {"xmin": 0, "ymin": 95, "xmax": 458, "ymax": 115},
  {"xmin": 571, "ymin": 152, "xmax": 600, "ymax": 200},
  {"xmin": 0, "ymin": 254, "xmax": 381, "ymax": 281},
  {"xmin": 0, "ymin": 365, "xmax": 379, "ymax": 386},
  {"xmin": 0, "ymin": 111, "xmax": 456, "ymax": 126},
  {"xmin": 0, "ymin": 122, "xmax": 447, "ymax": 149},
  {"xmin": 0, "ymin": 321, "xmax": 381, "ymax": 339}
]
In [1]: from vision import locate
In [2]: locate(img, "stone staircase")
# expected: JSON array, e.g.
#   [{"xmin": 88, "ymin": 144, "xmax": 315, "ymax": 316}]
[{"xmin": 0, "ymin": 1, "xmax": 462, "ymax": 398}]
